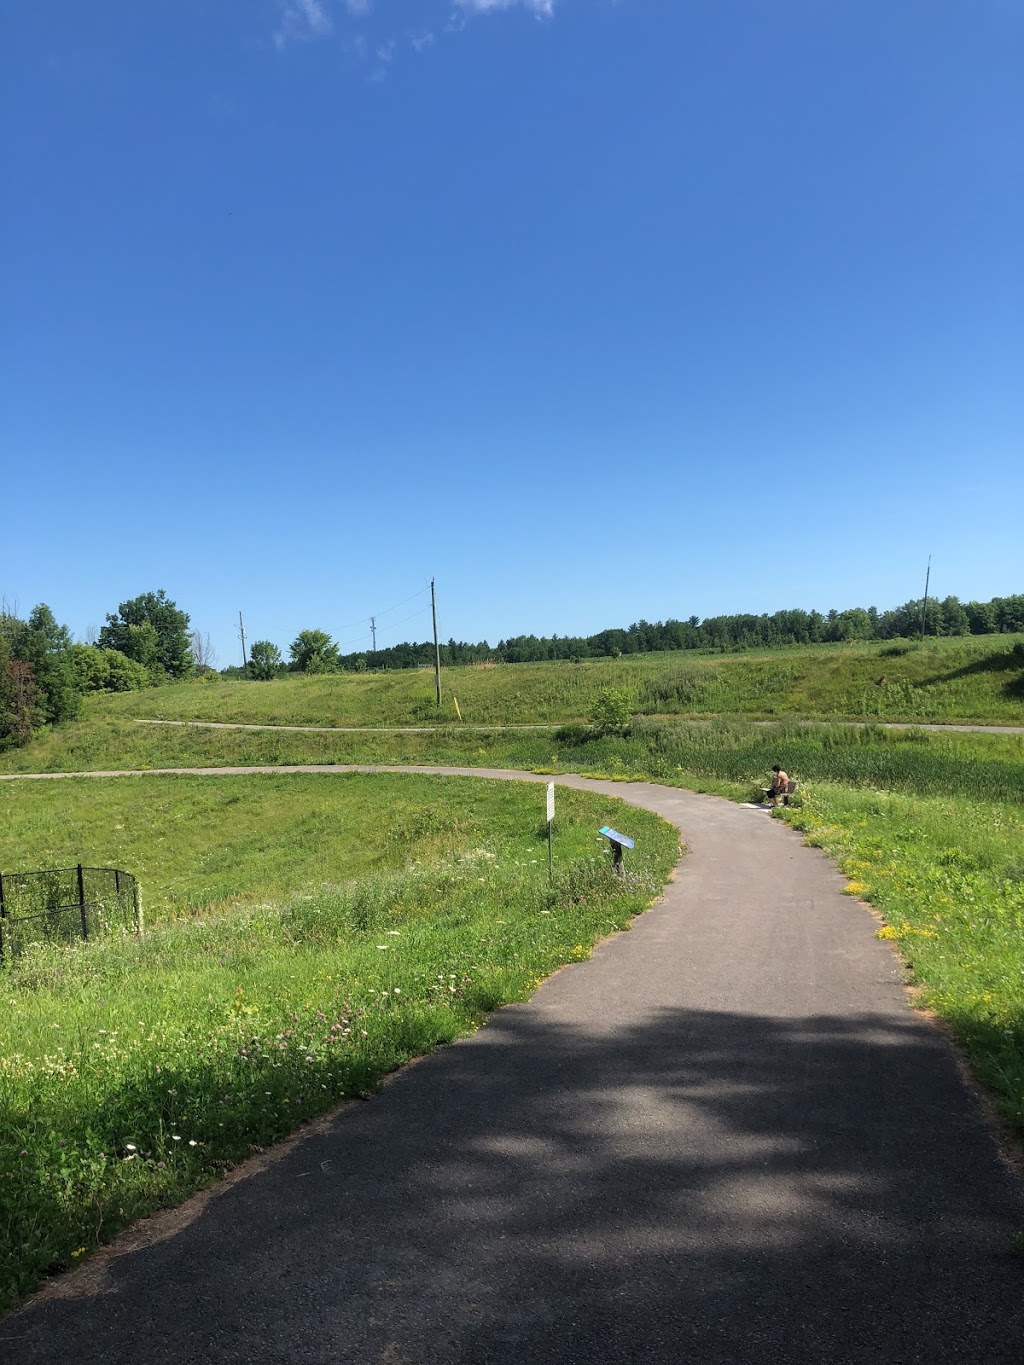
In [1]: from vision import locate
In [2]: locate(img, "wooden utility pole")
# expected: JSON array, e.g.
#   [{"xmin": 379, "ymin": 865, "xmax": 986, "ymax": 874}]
[
  {"xmin": 919, "ymin": 556, "xmax": 931, "ymax": 640},
  {"xmin": 370, "ymin": 616, "xmax": 377, "ymax": 652},
  {"xmin": 431, "ymin": 578, "xmax": 442, "ymax": 707},
  {"xmin": 239, "ymin": 611, "xmax": 249, "ymax": 677}
]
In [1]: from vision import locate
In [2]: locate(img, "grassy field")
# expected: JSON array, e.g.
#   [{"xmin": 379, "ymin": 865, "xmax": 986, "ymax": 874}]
[
  {"xmin": 0, "ymin": 775, "xmax": 680, "ymax": 1313},
  {"xmin": 3, "ymin": 708, "xmax": 1023, "ymax": 806},
  {"xmin": 0, "ymin": 772, "xmax": 579, "ymax": 919},
  {"xmin": 55, "ymin": 634, "xmax": 1024, "ymax": 729},
  {"xmin": 3, "ymin": 639, "xmax": 1023, "ymax": 1310},
  {"xmin": 10, "ymin": 716, "xmax": 1018, "ymax": 1151}
]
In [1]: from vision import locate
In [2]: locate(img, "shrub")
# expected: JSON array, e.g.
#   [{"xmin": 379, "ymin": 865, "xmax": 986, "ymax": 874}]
[
  {"xmin": 106, "ymin": 651, "xmax": 150, "ymax": 692},
  {"xmin": 554, "ymin": 723, "xmax": 593, "ymax": 747},
  {"xmin": 592, "ymin": 687, "xmax": 634, "ymax": 735}
]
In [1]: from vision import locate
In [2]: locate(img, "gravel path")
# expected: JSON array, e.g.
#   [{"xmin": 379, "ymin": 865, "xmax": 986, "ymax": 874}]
[{"xmin": 2, "ymin": 767, "xmax": 1022, "ymax": 1363}]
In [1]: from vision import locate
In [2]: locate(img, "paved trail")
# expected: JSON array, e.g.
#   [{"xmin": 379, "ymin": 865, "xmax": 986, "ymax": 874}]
[{"xmin": 2, "ymin": 767, "xmax": 1022, "ymax": 1364}]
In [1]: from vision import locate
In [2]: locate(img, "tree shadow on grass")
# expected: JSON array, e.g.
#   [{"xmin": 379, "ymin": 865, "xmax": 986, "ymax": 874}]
[
  {"xmin": 915, "ymin": 645, "xmax": 1024, "ymax": 702},
  {"xmin": 4, "ymin": 1007, "xmax": 1023, "ymax": 1364}
]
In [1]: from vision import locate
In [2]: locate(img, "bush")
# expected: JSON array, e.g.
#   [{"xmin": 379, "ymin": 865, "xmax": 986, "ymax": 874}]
[
  {"xmin": 68, "ymin": 644, "xmax": 111, "ymax": 692},
  {"xmin": 106, "ymin": 652, "xmax": 150, "ymax": 692},
  {"xmin": 592, "ymin": 687, "xmax": 634, "ymax": 735},
  {"xmin": 554, "ymin": 723, "xmax": 593, "ymax": 747}
]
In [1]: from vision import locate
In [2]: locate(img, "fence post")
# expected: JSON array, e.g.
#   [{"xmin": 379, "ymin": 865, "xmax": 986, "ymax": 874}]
[
  {"xmin": 0, "ymin": 871, "xmax": 5, "ymax": 964},
  {"xmin": 77, "ymin": 863, "xmax": 88, "ymax": 941}
]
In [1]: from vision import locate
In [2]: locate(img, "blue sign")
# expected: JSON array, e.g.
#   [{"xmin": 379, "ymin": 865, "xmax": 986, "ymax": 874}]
[{"xmin": 599, "ymin": 826, "xmax": 635, "ymax": 849}]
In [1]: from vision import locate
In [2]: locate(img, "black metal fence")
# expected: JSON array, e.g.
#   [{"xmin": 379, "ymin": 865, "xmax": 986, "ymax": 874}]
[{"xmin": 0, "ymin": 865, "xmax": 139, "ymax": 962}]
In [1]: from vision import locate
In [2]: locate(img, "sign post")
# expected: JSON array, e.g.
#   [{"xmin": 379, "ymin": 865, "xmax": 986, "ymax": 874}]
[
  {"xmin": 599, "ymin": 825, "xmax": 635, "ymax": 876},
  {"xmin": 546, "ymin": 782, "xmax": 555, "ymax": 883}
]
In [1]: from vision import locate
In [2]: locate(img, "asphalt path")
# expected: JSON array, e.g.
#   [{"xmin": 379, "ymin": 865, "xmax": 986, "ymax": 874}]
[{"xmin": 2, "ymin": 767, "xmax": 1022, "ymax": 1363}]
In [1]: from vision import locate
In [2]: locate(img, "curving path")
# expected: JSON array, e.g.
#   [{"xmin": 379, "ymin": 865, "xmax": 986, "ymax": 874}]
[{"xmin": 2, "ymin": 767, "xmax": 1023, "ymax": 1363}]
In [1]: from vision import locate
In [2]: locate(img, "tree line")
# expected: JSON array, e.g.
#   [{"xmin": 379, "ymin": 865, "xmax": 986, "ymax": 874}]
[
  {"xmin": 268, "ymin": 592, "xmax": 1021, "ymax": 673},
  {"xmin": 483, "ymin": 594, "xmax": 1024, "ymax": 664}
]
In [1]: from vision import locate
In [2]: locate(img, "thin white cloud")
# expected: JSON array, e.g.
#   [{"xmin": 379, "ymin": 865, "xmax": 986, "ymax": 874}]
[
  {"xmin": 454, "ymin": 0, "xmax": 556, "ymax": 15},
  {"xmin": 274, "ymin": 0, "xmax": 333, "ymax": 48},
  {"xmin": 273, "ymin": 0, "xmax": 560, "ymax": 61}
]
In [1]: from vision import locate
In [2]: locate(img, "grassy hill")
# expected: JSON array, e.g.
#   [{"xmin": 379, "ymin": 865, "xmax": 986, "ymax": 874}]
[
  {"xmin": 1, "ymin": 634, "xmax": 1022, "ymax": 1308},
  {"xmin": 75, "ymin": 634, "xmax": 1024, "ymax": 729}
]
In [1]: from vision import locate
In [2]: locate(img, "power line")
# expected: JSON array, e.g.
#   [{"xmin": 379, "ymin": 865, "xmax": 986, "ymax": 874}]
[
  {"xmin": 336, "ymin": 605, "xmax": 432, "ymax": 653},
  {"xmin": 236, "ymin": 584, "xmax": 435, "ymax": 658},
  {"xmin": 373, "ymin": 585, "xmax": 431, "ymax": 620},
  {"xmin": 328, "ymin": 584, "xmax": 432, "ymax": 635}
]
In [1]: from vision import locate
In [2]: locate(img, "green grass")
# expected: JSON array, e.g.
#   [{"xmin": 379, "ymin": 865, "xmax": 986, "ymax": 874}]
[
  {"xmin": 783, "ymin": 786, "xmax": 1024, "ymax": 1138},
  {"xmin": 3, "ymin": 642, "xmax": 1023, "ymax": 1311},
  {"xmin": 0, "ymin": 772, "xmax": 572, "ymax": 920},
  {"xmin": 40, "ymin": 633, "xmax": 1024, "ymax": 732},
  {"xmin": 0, "ymin": 775, "xmax": 680, "ymax": 1314},
  {"xmin": 3, "ymin": 701, "xmax": 1024, "ymax": 809},
  {"xmin": 5, "ymin": 710, "xmax": 1022, "ymax": 808}
]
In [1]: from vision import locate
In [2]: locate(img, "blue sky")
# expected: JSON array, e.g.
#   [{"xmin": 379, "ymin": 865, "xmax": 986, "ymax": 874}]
[{"xmin": 3, "ymin": 1, "xmax": 1021, "ymax": 665}]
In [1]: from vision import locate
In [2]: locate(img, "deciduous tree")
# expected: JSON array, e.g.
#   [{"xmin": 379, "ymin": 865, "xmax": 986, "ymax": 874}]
[
  {"xmin": 289, "ymin": 629, "xmax": 338, "ymax": 674},
  {"xmin": 249, "ymin": 640, "xmax": 283, "ymax": 681},
  {"xmin": 99, "ymin": 590, "xmax": 193, "ymax": 680}
]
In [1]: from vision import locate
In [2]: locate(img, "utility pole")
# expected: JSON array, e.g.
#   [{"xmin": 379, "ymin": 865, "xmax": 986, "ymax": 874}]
[
  {"xmin": 370, "ymin": 616, "xmax": 376, "ymax": 652},
  {"xmin": 919, "ymin": 556, "xmax": 931, "ymax": 640},
  {"xmin": 239, "ymin": 611, "xmax": 249, "ymax": 678},
  {"xmin": 431, "ymin": 578, "xmax": 442, "ymax": 707}
]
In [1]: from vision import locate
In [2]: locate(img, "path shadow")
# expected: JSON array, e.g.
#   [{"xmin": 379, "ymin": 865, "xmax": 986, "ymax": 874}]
[{"xmin": 4, "ymin": 1006, "xmax": 1022, "ymax": 1364}]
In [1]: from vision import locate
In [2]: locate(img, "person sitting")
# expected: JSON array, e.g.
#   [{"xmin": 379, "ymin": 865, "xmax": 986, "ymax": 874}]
[{"xmin": 763, "ymin": 764, "xmax": 790, "ymax": 807}]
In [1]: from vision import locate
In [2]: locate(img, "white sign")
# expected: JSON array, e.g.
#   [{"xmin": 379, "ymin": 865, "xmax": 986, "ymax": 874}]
[{"xmin": 546, "ymin": 781, "xmax": 555, "ymax": 824}]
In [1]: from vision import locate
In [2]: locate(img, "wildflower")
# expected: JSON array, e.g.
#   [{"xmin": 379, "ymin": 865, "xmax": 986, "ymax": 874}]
[
  {"xmin": 172, "ymin": 1135, "xmax": 181, "ymax": 1142},
  {"xmin": 125, "ymin": 1143, "xmax": 137, "ymax": 1152},
  {"xmin": 188, "ymin": 1140, "xmax": 197, "ymax": 1147}
]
